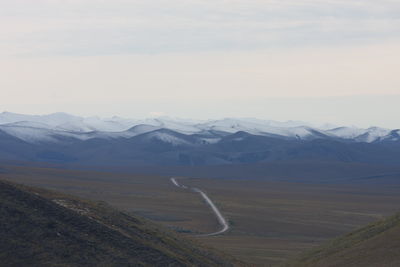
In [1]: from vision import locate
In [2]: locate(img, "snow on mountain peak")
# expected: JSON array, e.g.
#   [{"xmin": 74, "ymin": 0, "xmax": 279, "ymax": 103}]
[
  {"xmin": 143, "ymin": 130, "xmax": 192, "ymax": 146},
  {"xmin": 0, "ymin": 111, "xmax": 397, "ymax": 144}
]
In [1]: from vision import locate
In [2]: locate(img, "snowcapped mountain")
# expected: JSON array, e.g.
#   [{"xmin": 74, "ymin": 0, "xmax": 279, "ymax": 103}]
[
  {"xmin": 0, "ymin": 111, "xmax": 397, "ymax": 145},
  {"xmin": 0, "ymin": 111, "xmax": 399, "ymax": 167},
  {"xmin": 0, "ymin": 122, "xmax": 93, "ymax": 143},
  {"xmin": 0, "ymin": 112, "xmax": 136, "ymax": 133},
  {"xmin": 326, "ymin": 126, "xmax": 392, "ymax": 143}
]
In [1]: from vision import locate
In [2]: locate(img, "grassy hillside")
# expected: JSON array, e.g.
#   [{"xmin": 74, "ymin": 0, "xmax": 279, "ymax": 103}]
[
  {"xmin": 0, "ymin": 179, "xmax": 236, "ymax": 267},
  {"xmin": 284, "ymin": 212, "xmax": 400, "ymax": 267}
]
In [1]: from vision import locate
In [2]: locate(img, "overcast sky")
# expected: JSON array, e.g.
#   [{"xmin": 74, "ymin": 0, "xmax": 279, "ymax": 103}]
[{"xmin": 1, "ymin": 0, "xmax": 399, "ymax": 128}]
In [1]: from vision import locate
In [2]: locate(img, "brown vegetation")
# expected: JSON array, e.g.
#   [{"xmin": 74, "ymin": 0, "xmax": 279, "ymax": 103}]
[
  {"xmin": 2, "ymin": 163, "xmax": 400, "ymax": 266},
  {"xmin": 0, "ymin": 179, "xmax": 236, "ymax": 266}
]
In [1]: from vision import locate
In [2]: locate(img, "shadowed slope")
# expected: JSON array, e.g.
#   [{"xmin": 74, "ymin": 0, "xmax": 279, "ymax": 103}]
[{"xmin": 0, "ymin": 180, "xmax": 236, "ymax": 267}]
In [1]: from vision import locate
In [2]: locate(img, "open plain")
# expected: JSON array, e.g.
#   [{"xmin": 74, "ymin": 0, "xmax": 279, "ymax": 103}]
[{"xmin": 2, "ymin": 163, "xmax": 400, "ymax": 266}]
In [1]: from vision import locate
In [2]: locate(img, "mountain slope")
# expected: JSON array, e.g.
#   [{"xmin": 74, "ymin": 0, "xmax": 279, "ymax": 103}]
[
  {"xmin": 1, "ymin": 111, "xmax": 397, "ymax": 143},
  {"xmin": 2, "ymin": 130, "xmax": 400, "ymax": 167},
  {"xmin": 1, "ymin": 112, "xmax": 400, "ymax": 167},
  {"xmin": 0, "ymin": 179, "xmax": 235, "ymax": 267},
  {"xmin": 284, "ymin": 212, "xmax": 400, "ymax": 267}
]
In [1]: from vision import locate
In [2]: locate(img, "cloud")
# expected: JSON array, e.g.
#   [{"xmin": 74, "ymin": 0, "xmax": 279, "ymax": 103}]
[
  {"xmin": 0, "ymin": 1, "xmax": 399, "ymax": 127},
  {"xmin": 149, "ymin": 111, "xmax": 167, "ymax": 117},
  {"xmin": 1, "ymin": 42, "xmax": 399, "ymax": 104},
  {"xmin": 0, "ymin": 0, "xmax": 399, "ymax": 57}
]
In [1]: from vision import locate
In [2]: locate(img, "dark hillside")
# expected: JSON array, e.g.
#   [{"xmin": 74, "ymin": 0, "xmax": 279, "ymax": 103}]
[{"xmin": 0, "ymin": 180, "xmax": 235, "ymax": 267}]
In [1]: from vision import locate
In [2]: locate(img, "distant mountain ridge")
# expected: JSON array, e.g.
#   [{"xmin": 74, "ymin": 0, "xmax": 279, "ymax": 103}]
[
  {"xmin": 0, "ymin": 111, "xmax": 398, "ymax": 143},
  {"xmin": 0, "ymin": 112, "xmax": 399, "ymax": 166}
]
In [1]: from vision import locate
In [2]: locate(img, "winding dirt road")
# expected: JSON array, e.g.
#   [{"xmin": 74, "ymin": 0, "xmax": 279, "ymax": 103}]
[{"xmin": 170, "ymin": 177, "xmax": 229, "ymax": 236}]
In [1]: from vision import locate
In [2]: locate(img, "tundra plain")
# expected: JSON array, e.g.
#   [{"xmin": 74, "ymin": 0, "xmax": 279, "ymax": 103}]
[{"xmin": 2, "ymin": 164, "xmax": 400, "ymax": 266}]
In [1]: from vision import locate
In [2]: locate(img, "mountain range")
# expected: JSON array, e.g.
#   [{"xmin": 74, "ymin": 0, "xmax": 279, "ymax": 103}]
[{"xmin": 0, "ymin": 112, "xmax": 399, "ymax": 166}]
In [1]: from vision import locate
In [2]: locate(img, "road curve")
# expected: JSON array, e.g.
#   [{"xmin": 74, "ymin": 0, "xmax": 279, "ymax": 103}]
[{"xmin": 170, "ymin": 177, "xmax": 229, "ymax": 236}]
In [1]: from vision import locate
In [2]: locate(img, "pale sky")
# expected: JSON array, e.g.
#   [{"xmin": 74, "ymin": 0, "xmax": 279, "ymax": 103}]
[{"xmin": 1, "ymin": 0, "xmax": 399, "ymax": 128}]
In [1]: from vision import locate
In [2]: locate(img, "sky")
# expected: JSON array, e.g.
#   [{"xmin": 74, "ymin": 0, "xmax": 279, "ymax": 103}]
[{"xmin": 0, "ymin": 0, "xmax": 399, "ymax": 128}]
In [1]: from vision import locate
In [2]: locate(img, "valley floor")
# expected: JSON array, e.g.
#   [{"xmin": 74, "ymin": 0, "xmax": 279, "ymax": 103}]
[{"xmin": 2, "ymin": 164, "xmax": 400, "ymax": 266}]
